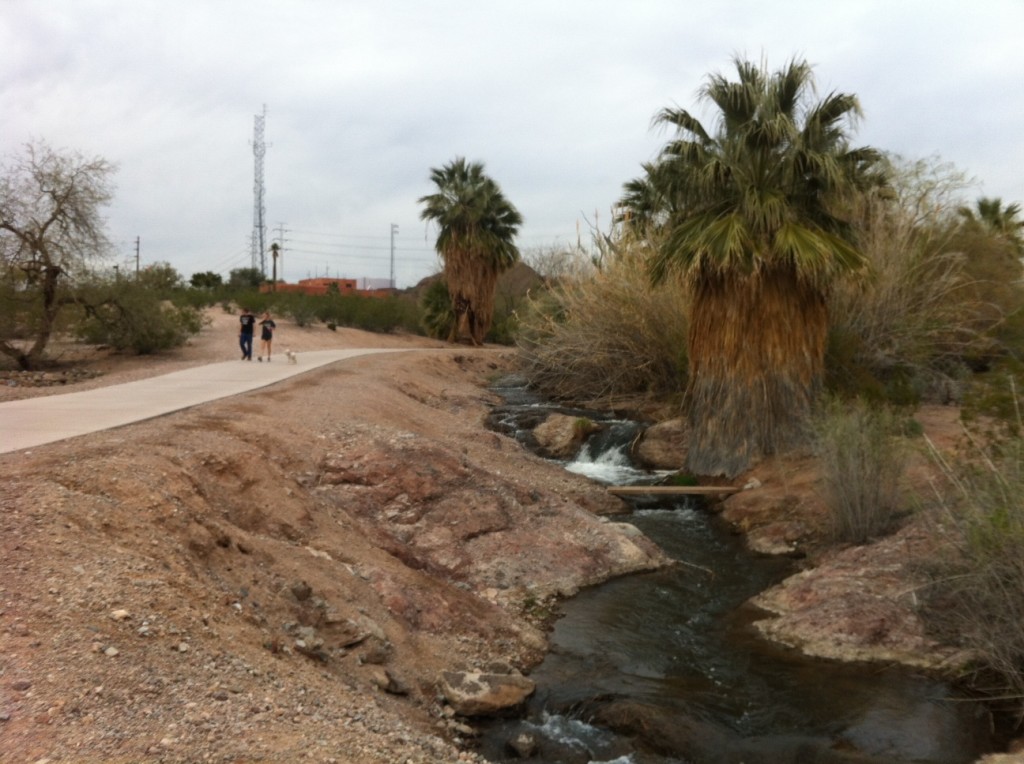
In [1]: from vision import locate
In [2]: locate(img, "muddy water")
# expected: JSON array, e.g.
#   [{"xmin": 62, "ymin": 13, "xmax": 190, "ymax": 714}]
[{"xmin": 480, "ymin": 384, "xmax": 993, "ymax": 764}]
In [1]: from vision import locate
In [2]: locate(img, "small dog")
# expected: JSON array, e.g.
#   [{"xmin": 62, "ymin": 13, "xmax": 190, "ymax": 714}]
[{"xmin": 285, "ymin": 349, "xmax": 297, "ymax": 365}]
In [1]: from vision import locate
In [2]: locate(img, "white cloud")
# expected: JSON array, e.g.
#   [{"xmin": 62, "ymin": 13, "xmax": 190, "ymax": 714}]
[{"xmin": 3, "ymin": 0, "xmax": 1023, "ymax": 284}]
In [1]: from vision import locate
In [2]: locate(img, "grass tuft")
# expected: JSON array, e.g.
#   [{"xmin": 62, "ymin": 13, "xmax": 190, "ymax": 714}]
[{"xmin": 814, "ymin": 399, "xmax": 907, "ymax": 544}]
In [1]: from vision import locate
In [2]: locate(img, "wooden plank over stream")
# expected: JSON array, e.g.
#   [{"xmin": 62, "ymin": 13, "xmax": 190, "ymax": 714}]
[{"xmin": 607, "ymin": 485, "xmax": 740, "ymax": 497}]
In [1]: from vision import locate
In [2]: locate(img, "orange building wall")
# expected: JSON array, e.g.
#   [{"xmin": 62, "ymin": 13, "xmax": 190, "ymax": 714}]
[{"xmin": 260, "ymin": 278, "xmax": 396, "ymax": 299}]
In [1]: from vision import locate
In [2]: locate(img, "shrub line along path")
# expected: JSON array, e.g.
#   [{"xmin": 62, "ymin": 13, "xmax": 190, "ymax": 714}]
[{"xmin": 0, "ymin": 348, "xmax": 407, "ymax": 454}]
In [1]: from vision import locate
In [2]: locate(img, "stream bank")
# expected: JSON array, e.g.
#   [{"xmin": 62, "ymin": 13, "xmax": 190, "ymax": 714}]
[{"xmin": 480, "ymin": 382, "xmax": 996, "ymax": 763}]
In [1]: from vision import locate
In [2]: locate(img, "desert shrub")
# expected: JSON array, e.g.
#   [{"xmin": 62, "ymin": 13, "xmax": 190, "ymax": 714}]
[
  {"xmin": 420, "ymin": 279, "xmax": 454, "ymax": 340},
  {"xmin": 278, "ymin": 292, "xmax": 319, "ymax": 327},
  {"xmin": 516, "ymin": 236, "xmax": 688, "ymax": 404},
  {"xmin": 75, "ymin": 285, "xmax": 206, "ymax": 354},
  {"xmin": 917, "ymin": 399, "xmax": 1024, "ymax": 701},
  {"xmin": 486, "ymin": 298, "xmax": 519, "ymax": 345},
  {"xmin": 317, "ymin": 293, "xmax": 421, "ymax": 335},
  {"xmin": 814, "ymin": 398, "xmax": 907, "ymax": 544},
  {"xmin": 419, "ymin": 276, "xmax": 522, "ymax": 344},
  {"xmin": 828, "ymin": 156, "xmax": 1024, "ymax": 404},
  {"xmin": 172, "ymin": 285, "xmax": 222, "ymax": 310},
  {"xmin": 962, "ymin": 361, "xmax": 1024, "ymax": 436}
]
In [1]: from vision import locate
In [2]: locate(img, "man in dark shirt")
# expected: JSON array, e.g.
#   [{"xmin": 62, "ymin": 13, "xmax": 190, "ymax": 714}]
[{"xmin": 238, "ymin": 307, "xmax": 256, "ymax": 361}]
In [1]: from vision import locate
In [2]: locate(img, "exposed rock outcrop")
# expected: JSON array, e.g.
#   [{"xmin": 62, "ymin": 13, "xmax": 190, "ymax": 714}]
[
  {"xmin": 750, "ymin": 526, "xmax": 966, "ymax": 669},
  {"xmin": 440, "ymin": 670, "xmax": 536, "ymax": 716}
]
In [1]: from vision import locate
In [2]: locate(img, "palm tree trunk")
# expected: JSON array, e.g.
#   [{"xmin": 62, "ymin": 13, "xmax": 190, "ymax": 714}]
[
  {"xmin": 445, "ymin": 252, "xmax": 499, "ymax": 345},
  {"xmin": 684, "ymin": 265, "xmax": 827, "ymax": 478}
]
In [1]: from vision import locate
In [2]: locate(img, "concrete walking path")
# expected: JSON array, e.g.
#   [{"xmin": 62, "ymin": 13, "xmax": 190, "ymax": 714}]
[{"xmin": 0, "ymin": 348, "xmax": 407, "ymax": 455}]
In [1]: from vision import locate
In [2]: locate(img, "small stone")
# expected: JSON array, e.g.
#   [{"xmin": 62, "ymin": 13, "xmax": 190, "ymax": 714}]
[
  {"xmin": 11, "ymin": 680, "xmax": 31, "ymax": 691},
  {"xmin": 177, "ymin": 642, "xmax": 189, "ymax": 653},
  {"xmin": 110, "ymin": 609, "xmax": 131, "ymax": 621},
  {"xmin": 104, "ymin": 646, "xmax": 119, "ymax": 657}
]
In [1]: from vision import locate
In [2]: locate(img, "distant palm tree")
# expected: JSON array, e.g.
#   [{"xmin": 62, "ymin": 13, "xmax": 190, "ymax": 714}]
[
  {"xmin": 418, "ymin": 158, "xmax": 523, "ymax": 345},
  {"xmin": 622, "ymin": 57, "xmax": 884, "ymax": 477},
  {"xmin": 959, "ymin": 197, "xmax": 1024, "ymax": 254}
]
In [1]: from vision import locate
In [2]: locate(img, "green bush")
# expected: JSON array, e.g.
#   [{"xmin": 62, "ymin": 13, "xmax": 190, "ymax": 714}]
[
  {"xmin": 317, "ymin": 293, "xmax": 422, "ymax": 334},
  {"xmin": 76, "ymin": 288, "xmax": 206, "ymax": 354},
  {"xmin": 814, "ymin": 399, "xmax": 907, "ymax": 544},
  {"xmin": 420, "ymin": 279, "xmax": 455, "ymax": 340},
  {"xmin": 279, "ymin": 293, "xmax": 319, "ymax": 327},
  {"xmin": 418, "ymin": 276, "xmax": 522, "ymax": 345}
]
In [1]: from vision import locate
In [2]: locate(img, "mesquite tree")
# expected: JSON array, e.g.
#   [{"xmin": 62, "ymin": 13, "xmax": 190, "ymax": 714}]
[{"xmin": 0, "ymin": 141, "xmax": 115, "ymax": 370}]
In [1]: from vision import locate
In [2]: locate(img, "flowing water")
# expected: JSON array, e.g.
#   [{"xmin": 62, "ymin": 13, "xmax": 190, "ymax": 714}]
[{"xmin": 479, "ymin": 380, "xmax": 994, "ymax": 764}]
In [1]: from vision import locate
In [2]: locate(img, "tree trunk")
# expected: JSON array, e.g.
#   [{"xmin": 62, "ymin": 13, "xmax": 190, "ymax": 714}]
[
  {"xmin": 445, "ymin": 253, "xmax": 499, "ymax": 346},
  {"xmin": 684, "ymin": 265, "xmax": 828, "ymax": 478}
]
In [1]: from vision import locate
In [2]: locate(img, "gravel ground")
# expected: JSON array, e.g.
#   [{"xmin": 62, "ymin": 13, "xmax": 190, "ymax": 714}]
[{"xmin": 0, "ymin": 308, "xmax": 666, "ymax": 763}]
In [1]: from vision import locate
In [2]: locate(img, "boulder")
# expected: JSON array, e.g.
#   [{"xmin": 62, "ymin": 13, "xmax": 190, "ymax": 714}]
[
  {"xmin": 439, "ymin": 670, "xmax": 536, "ymax": 716},
  {"xmin": 533, "ymin": 414, "xmax": 600, "ymax": 459},
  {"xmin": 633, "ymin": 418, "xmax": 687, "ymax": 470}
]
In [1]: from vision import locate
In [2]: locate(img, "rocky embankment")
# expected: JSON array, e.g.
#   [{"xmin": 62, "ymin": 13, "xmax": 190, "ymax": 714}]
[{"xmin": 0, "ymin": 349, "xmax": 667, "ymax": 763}]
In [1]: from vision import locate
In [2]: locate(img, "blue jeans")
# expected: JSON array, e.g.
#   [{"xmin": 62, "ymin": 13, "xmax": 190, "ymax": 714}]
[{"xmin": 239, "ymin": 333, "xmax": 253, "ymax": 360}]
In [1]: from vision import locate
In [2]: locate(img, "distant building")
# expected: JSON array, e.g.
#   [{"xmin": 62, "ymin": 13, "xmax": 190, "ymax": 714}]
[{"xmin": 260, "ymin": 277, "xmax": 397, "ymax": 298}]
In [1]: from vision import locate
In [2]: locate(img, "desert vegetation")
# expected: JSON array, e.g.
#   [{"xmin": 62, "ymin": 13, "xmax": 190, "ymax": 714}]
[
  {"xmin": 917, "ymin": 405, "xmax": 1024, "ymax": 704},
  {"xmin": 513, "ymin": 58, "xmax": 1024, "ymax": 712},
  {"xmin": 418, "ymin": 157, "xmax": 523, "ymax": 346},
  {"xmin": 5, "ymin": 55, "xmax": 1024, "ymax": 727}
]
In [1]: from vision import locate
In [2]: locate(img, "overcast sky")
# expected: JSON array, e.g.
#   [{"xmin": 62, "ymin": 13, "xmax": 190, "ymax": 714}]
[{"xmin": 3, "ymin": 1, "xmax": 1022, "ymax": 287}]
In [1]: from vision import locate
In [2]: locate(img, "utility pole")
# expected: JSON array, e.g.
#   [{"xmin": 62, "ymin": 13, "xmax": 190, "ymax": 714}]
[
  {"xmin": 390, "ymin": 223, "xmax": 398, "ymax": 289},
  {"xmin": 134, "ymin": 236, "xmax": 140, "ymax": 276}
]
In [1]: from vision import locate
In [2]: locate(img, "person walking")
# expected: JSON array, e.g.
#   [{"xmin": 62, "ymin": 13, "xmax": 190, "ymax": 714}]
[
  {"xmin": 238, "ymin": 307, "xmax": 256, "ymax": 361},
  {"xmin": 258, "ymin": 311, "xmax": 277, "ymax": 362}
]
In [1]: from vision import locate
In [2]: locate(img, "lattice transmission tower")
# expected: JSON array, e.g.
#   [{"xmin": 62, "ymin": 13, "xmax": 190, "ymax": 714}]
[{"xmin": 250, "ymin": 105, "xmax": 268, "ymax": 274}]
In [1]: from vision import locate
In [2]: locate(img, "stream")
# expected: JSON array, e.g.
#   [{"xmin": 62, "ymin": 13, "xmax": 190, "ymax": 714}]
[{"xmin": 477, "ymin": 379, "xmax": 994, "ymax": 764}]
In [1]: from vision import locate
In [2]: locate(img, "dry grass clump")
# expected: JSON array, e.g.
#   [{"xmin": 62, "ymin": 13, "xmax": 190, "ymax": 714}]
[
  {"xmin": 828, "ymin": 157, "xmax": 1024, "ymax": 405},
  {"xmin": 516, "ymin": 239, "xmax": 688, "ymax": 405},
  {"xmin": 917, "ymin": 396, "xmax": 1024, "ymax": 703},
  {"xmin": 814, "ymin": 398, "xmax": 908, "ymax": 543},
  {"xmin": 828, "ymin": 199, "xmax": 982, "ymax": 403}
]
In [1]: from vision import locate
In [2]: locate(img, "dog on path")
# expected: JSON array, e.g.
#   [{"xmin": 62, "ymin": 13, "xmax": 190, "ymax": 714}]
[{"xmin": 285, "ymin": 349, "xmax": 297, "ymax": 365}]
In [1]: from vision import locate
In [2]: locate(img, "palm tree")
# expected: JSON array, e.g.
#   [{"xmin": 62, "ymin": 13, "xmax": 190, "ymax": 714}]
[
  {"xmin": 418, "ymin": 158, "xmax": 523, "ymax": 345},
  {"xmin": 958, "ymin": 197, "xmax": 1024, "ymax": 254},
  {"xmin": 623, "ymin": 57, "xmax": 884, "ymax": 477}
]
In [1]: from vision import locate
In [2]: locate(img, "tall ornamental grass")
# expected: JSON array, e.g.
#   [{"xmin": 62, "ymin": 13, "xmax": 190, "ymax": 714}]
[
  {"xmin": 918, "ymin": 394, "xmax": 1024, "ymax": 701},
  {"xmin": 516, "ymin": 239, "xmax": 688, "ymax": 405},
  {"xmin": 814, "ymin": 399, "xmax": 907, "ymax": 543}
]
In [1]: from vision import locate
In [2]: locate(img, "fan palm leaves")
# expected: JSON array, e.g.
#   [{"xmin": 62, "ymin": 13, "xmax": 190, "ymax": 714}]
[
  {"xmin": 419, "ymin": 158, "xmax": 523, "ymax": 345},
  {"xmin": 622, "ymin": 57, "xmax": 885, "ymax": 476},
  {"xmin": 959, "ymin": 197, "xmax": 1024, "ymax": 254}
]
